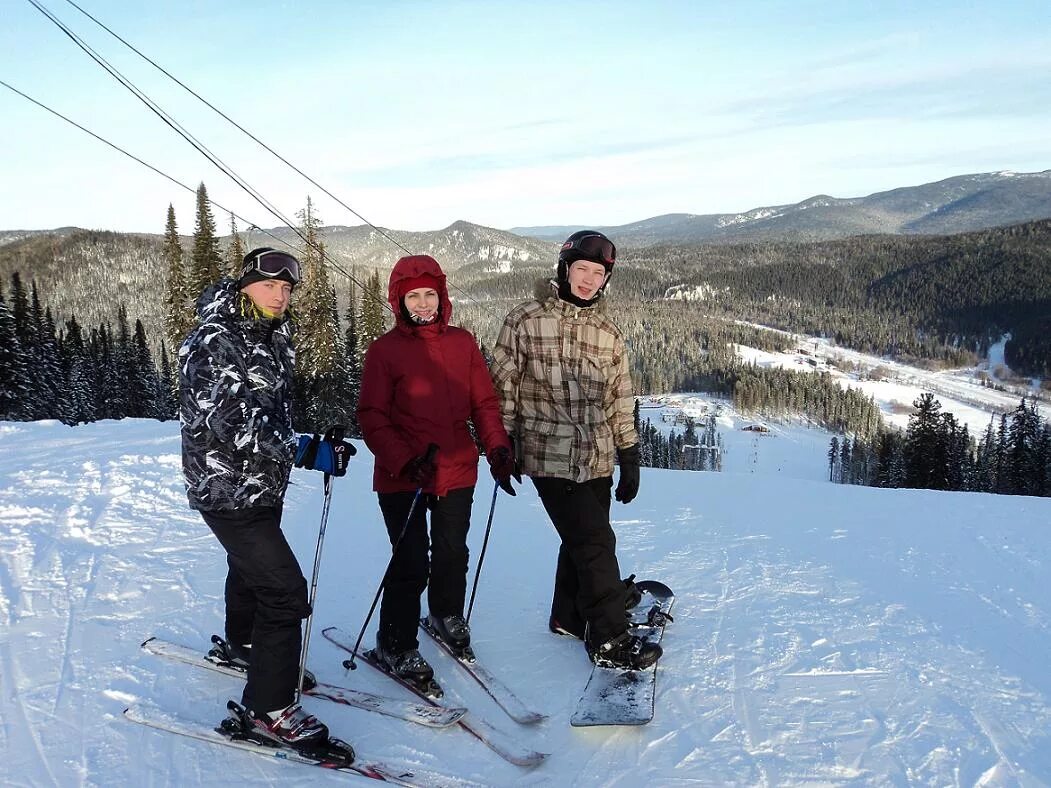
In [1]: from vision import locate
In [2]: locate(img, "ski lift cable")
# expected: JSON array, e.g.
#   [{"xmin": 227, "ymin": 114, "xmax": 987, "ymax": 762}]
[
  {"xmin": 0, "ymin": 78, "xmax": 289, "ymax": 254},
  {"xmin": 56, "ymin": 0, "xmax": 502, "ymax": 316},
  {"xmin": 26, "ymin": 0, "xmax": 299, "ymax": 240},
  {"xmin": 25, "ymin": 0, "xmax": 395, "ymax": 316},
  {"xmin": 60, "ymin": 0, "xmax": 412, "ymax": 259}
]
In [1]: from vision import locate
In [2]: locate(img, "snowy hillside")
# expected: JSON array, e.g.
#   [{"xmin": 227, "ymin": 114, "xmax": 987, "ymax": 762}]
[{"xmin": 2, "ymin": 419, "xmax": 1051, "ymax": 786}]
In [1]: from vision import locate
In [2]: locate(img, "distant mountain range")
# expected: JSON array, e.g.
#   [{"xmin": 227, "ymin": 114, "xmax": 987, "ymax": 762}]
[{"xmin": 511, "ymin": 170, "xmax": 1051, "ymax": 246}]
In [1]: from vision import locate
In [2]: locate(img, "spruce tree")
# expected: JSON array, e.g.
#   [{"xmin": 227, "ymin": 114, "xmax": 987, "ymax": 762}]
[
  {"xmin": 904, "ymin": 393, "xmax": 946, "ymax": 489},
  {"xmin": 0, "ymin": 294, "xmax": 29, "ymax": 421},
  {"xmin": 358, "ymin": 270, "xmax": 387, "ymax": 353},
  {"xmin": 291, "ymin": 198, "xmax": 350, "ymax": 432},
  {"xmin": 157, "ymin": 340, "xmax": 178, "ymax": 420},
  {"xmin": 187, "ymin": 183, "xmax": 223, "ymax": 303},
  {"xmin": 162, "ymin": 204, "xmax": 192, "ymax": 359},
  {"xmin": 226, "ymin": 211, "xmax": 245, "ymax": 277},
  {"xmin": 63, "ymin": 314, "xmax": 96, "ymax": 425},
  {"xmin": 343, "ymin": 278, "xmax": 362, "ymax": 437},
  {"xmin": 127, "ymin": 319, "xmax": 162, "ymax": 419}
]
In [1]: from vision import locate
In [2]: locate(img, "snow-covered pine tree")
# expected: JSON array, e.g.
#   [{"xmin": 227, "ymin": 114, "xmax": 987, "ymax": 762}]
[
  {"xmin": 0, "ymin": 293, "xmax": 30, "ymax": 421},
  {"xmin": 62, "ymin": 314, "xmax": 96, "ymax": 425},
  {"xmin": 186, "ymin": 184, "xmax": 223, "ymax": 304},
  {"xmin": 343, "ymin": 277, "xmax": 362, "ymax": 437},
  {"xmin": 904, "ymin": 393, "xmax": 945, "ymax": 489},
  {"xmin": 358, "ymin": 270, "xmax": 387, "ymax": 353},
  {"xmin": 156, "ymin": 340, "xmax": 178, "ymax": 420},
  {"xmin": 225, "ymin": 212, "xmax": 245, "ymax": 278},
  {"xmin": 162, "ymin": 205, "xmax": 192, "ymax": 361},
  {"xmin": 31, "ymin": 287, "xmax": 64, "ymax": 420},
  {"xmin": 291, "ymin": 198, "xmax": 350, "ymax": 432},
  {"xmin": 127, "ymin": 320, "xmax": 163, "ymax": 419}
]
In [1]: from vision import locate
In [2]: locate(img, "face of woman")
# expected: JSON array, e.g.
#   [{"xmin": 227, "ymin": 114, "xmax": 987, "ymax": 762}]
[{"xmin": 404, "ymin": 287, "xmax": 439, "ymax": 320}]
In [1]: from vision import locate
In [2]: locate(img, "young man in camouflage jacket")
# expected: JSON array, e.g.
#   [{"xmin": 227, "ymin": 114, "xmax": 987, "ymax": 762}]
[
  {"xmin": 489, "ymin": 231, "xmax": 661, "ymax": 671},
  {"xmin": 179, "ymin": 247, "xmax": 332, "ymax": 749}
]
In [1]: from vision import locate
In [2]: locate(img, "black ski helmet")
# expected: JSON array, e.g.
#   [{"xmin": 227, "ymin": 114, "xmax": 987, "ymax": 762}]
[{"xmin": 556, "ymin": 230, "xmax": 617, "ymax": 284}]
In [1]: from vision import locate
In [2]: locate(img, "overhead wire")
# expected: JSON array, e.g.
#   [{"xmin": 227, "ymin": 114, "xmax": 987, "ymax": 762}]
[
  {"xmin": 23, "ymin": 0, "xmax": 393, "ymax": 315},
  {"xmin": 54, "ymin": 0, "xmax": 502, "ymax": 314}
]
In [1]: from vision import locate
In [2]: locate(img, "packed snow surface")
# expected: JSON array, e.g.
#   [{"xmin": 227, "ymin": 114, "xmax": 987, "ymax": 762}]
[{"xmin": 1, "ymin": 418, "xmax": 1050, "ymax": 786}]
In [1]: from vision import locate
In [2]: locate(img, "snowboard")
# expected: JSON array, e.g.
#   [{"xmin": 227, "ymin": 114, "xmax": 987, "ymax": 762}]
[{"xmin": 570, "ymin": 579, "xmax": 674, "ymax": 727}]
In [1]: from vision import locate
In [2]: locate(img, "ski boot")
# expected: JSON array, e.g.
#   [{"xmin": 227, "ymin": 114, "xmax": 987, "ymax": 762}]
[
  {"xmin": 219, "ymin": 700, "xmax": 354, "ymax": 765},
  {"xmin": 587, "ymin": 630, "xmax": 663, "ymax": 671},
  {"xmin": 427, "ymin": 613, "xmax": 475, "ymax": 660},
  {"xmin": 208, "ymin": 635, "xmax": 318, "ymax": 692},
  {"xmin": 369, "ymin": 640, "xmax": 443, "ymax": 699}
]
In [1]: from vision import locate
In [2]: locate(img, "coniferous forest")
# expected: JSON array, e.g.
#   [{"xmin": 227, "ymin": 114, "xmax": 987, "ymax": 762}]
[
  {"xmin": 1, "ymin": 185, "xmax": 1048, "ymax": 499},
  {"xmin": 830, "ymin": 394, "xmax": 1051, "ymax": 498}
]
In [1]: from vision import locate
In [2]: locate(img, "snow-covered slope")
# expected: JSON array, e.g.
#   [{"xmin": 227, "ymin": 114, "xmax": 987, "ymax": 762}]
[{"xmin": 2, "ymin": 419, "xmax": 1051, "ymax": 785}]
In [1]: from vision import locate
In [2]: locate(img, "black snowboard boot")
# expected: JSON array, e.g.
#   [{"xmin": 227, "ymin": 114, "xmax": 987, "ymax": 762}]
[
  {"xmin": 588, "ymin": 630, "xmax": 663, "ymax": 671},
  {"xmin": 623, "ymin": 574, "xmax": 643, "ymax": 610}
]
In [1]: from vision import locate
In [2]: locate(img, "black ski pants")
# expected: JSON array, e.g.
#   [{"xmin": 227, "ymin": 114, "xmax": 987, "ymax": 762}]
[
  {"xmin": 201, "ymin": 504, "xmax": 310, "ymax": 715},
  {"xmin": 533, "ymin": 475, "xmax": 627, "ymax": 647},
  {"xmin": 376, "ymin": 486, "xmax": 474, "ymax": 653}
]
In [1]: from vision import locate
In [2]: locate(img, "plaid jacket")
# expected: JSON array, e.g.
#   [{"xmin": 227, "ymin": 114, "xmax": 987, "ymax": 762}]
[{"xmin": 490, "ymin": 281, "xmax": 639, "ymax": 482}]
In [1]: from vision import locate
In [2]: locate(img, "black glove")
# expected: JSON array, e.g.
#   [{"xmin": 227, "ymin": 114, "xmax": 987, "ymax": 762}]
[
  {"xmin": 614, "ymin": 444, "xmax": 640, "ymax": 504},
  {"xmin": 402, "ymin": 443, "xmax": 439, "ymax": 488},
  {"xmin": 487, "ymin": 445, "xmax": 521, "ymax": 496}
]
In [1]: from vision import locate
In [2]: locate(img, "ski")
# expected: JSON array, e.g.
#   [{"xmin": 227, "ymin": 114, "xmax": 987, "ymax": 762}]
[
  {"xmin": 141, "ymin": 636, "xmax": 466, "ymax": 728},
  {"xmin": 124, "ymin": 704, "xmax": 477, "ymax": 786},
  {"xmin": 571, "ymin": 580, "xmax": 675, "ymax": 727},
  {"xmin": 418, "ymin": 616, "xmax": 546, "ymax": 725},
  {"xmin": 322, "ymin": 626, "xmax": 547, "ymax": 768}
]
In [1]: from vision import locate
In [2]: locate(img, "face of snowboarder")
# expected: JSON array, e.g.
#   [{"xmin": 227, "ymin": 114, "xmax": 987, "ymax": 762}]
[
  {"xmin": 403, "ymin": 287, "xmax": 439, "ymax": 322},
  {"xmin": 566, "ymin": 259, "xmax": 610, "ymax": 301},
  {"xmin": 241, "ymin": 278, "xmax": 293, "ymax": 318}
]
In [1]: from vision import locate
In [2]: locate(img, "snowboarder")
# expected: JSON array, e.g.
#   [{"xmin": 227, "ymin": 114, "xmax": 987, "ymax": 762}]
[
  {"xmin": 357, "ymin": 254, "xmax": 516, "ymax": 684},
  {"xmin": 489, "ymin": 230, "xmax": 661, "ymax": 670},
  {"xmin": 179, "ymin": 247, "xmax": 347, "ymax": 751}
]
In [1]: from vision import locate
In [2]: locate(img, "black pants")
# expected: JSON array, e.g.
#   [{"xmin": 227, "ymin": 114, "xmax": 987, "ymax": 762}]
[
  {"xmin": 376, "ymin": 486, "xmax": 474, "ymax": 652},
  {"xmin": 201, "ymin": 505, "xmax": 310, "ymax": 715},
  {"xmin": 533, "ymin": 476, "xmax": 626, "ymax": 647}
]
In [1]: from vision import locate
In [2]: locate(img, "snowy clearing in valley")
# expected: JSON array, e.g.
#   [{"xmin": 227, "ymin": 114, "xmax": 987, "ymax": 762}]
[{"xmin": 2, "ymin": 419, "xmax": 1051, "ymax": 785}]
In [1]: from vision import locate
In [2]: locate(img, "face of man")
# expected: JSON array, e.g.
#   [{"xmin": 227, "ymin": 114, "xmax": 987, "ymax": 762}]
[
  {"xmin": 567, "ymin": 259, "xmax": 610, "ymax": 300},
  {"xmin": 241, "ymin": 279, "xmax": 293, "ymax": 317},
  {"xmin": 403, "ymin": 287, "xmax": 440, "ymax": 321}
]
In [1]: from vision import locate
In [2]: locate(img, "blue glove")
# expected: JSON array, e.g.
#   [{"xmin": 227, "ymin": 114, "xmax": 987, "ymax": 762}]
[{"xmin": 295, "ymin": 426, "xmax": 356, "ymax": 477}]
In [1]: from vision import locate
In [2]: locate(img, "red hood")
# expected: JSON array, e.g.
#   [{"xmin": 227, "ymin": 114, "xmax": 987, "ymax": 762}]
[{"xmin": 387, "ymin": 254, "xmax": 452, "ymax": 330}]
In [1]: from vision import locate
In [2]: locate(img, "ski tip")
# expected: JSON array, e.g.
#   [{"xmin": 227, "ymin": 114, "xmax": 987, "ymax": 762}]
[{"xmin": 140, "ymin": 636, "xmax": 156, "ymax": 649}]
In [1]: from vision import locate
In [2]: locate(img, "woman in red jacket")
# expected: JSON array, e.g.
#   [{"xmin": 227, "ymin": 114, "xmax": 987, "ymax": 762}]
[{"xmin": 357, "ymin": 254, "xmax": 517, "ymax": 685}]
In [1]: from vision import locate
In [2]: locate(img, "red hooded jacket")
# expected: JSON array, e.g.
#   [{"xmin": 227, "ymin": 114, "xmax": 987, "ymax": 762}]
[{"xmin": 357, "ymin": 255, "xmax": 511, "ymax": 495}]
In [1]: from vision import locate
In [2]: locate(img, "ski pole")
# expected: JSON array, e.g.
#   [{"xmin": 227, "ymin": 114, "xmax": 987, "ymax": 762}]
[
  {"xmin": 296, "ymin": 471, "xmax": 334, "ymax": 702},
  {"xmin": 466, "ymin": 480, "xmax": 499, "ymax": 624},
  {"xmin": 345, "ymin": 442, "xmax": 439, "ymax": 670}
]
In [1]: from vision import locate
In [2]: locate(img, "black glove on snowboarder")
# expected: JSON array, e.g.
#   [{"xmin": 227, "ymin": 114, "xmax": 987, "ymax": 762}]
[
  {"xmin": 487, "ymin": 445, "xmax": 521, "ymax": 496},
  {"xmin": 614, "ymin": 444, "xmax": 640, "ymax": 504}
]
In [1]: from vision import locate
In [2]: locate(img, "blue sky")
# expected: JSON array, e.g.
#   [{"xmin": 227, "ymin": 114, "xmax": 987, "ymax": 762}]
[{"xmin": 2, "ymin": 0, "xmax": 1049, "ymax": 234}]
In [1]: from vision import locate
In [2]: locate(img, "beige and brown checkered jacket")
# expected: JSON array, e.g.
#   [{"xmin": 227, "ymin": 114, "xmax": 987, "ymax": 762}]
[{"xmin": 490, "ymin": 281, "xmax": 639, "ymax": 483}]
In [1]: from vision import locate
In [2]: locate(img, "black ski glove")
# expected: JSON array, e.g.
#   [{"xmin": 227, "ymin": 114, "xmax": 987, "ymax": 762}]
[
  {"xmin": 402, "ymin": 443, "xmax": 440, "ymax": 488},
  {"xmin": 614, "ymin": 444, "xmax": 640, "ymax": 504},
  {"xmin": 487, "ymin": 445, "xmax": 521, "ymax": 496}
]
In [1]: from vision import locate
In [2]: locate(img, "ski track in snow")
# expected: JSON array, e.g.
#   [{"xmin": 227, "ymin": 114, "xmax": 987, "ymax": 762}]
[{"xmin": 1, "ymin": 419, "xmax": 1051, "ymax": 785}]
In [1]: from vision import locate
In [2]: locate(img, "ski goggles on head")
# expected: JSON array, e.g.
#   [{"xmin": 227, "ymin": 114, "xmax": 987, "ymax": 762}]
[
  {"xmin": 559, "ymin": 234, "xmax": 616, "ymax": 265},
  {"xmin": 240, "ymin": 249, "xmax": 301, "ymax": 284}
]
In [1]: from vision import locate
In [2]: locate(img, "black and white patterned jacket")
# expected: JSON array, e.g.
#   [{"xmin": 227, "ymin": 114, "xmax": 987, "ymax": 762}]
[{"xmin": 179, "ymin": 278, "xmax": 297, "ymax": 511}]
